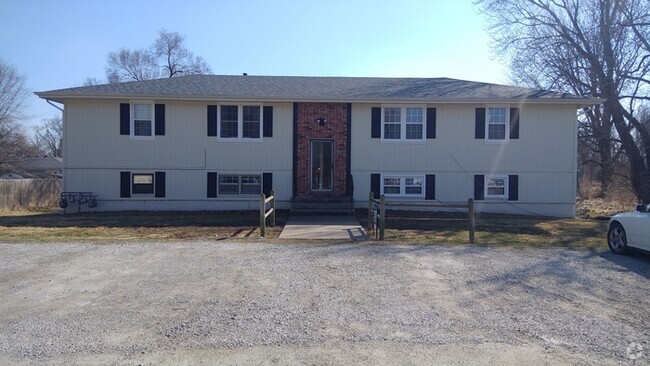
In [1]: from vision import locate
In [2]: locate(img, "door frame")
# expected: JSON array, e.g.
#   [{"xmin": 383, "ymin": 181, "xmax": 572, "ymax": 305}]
[{"xmin": 309, "ymin": 139, "xmax": 334, "ymax": 192}]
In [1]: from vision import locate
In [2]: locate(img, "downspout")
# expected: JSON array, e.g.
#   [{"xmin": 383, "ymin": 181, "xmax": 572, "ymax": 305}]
[
  {"xmin": 45, "ymin": 99, "xmax": 65, "ymax": 206},
  {"xmin": 46, "ymin": 99, "xmax": 64, "ymax": 112}
]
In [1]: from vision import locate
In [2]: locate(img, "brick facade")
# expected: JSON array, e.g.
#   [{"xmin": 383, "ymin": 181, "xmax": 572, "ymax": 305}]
[{"xmin": 295, "ymin": 103, "xmax": 349, "ymax": 197}]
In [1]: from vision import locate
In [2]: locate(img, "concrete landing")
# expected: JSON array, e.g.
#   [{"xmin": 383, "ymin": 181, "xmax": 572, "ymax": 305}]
[{"xmin": 279, "ymin": 216, "xmax": 368, "ymax": 240}]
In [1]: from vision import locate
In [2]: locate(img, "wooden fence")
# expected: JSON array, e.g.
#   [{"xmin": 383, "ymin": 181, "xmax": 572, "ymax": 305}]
[
  {"xmin": 259, "ymin": 190, "xmax": 276, "ymax": 237},
  {"xmin": 0, "ymin": 178, "xmax": 62, "ymax": 211},
  {"xmin": 368, "ymin": 193, "xmax": 476, "ymax": 243}
]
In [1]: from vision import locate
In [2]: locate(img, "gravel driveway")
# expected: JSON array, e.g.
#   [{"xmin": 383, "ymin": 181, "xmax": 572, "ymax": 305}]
[{"xmin": 0, "ymin": 242, "xmax": 648, "ymax": 365}]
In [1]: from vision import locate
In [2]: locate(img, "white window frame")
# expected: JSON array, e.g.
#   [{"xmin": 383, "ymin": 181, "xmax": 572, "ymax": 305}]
[
  {"xmin": 485, "ymin": 175, "xmax": 508, "ymax": 199},
  {"xmin": 485, "ymin": 105, "xmax": 509, "ymax": 143},
  {"xmin": 217, "ymin": 104, "xmax": 263, "ymax": 141},
  {"xmin": 131, "ymin": 101, "xmax": 155, "ymax": 140},
  {"xmin": 218, "ymin": 173, "xmax": 262, "ymax": 195},
  {"xmin": 381, "ymin": 105, "xmax": 426, "ymax": 142},
  {"xmin": 381, "ymin": 174, "xmax": 425, "ymax": 198}
]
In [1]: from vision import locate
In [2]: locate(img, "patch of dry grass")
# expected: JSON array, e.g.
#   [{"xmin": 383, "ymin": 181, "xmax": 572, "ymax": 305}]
[
  {"xmin": 0, "ymin": 209, "xmax": 287, "ymax": 242},
  {"xmin": 1, "ymin": 208, "xmax": 607, "ymax": 249},
  {"xmin": 357, "ymin": 210, "xmax": 607, "ymax": 249}
]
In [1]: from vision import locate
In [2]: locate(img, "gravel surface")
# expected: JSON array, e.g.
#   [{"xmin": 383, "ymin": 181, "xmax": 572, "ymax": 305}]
[{"xmin": 0, "ymin": 241, "xmax": 648, "ymax": 365}]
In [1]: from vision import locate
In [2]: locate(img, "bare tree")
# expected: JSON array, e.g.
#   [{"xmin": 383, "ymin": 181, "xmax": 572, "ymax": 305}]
[
  {"xmin": 33, "ymin": 116, "xmax": 63, "ymax": 158},
  {"xmin": 82, "ymin": 77, "xmax": 103, "ymax": 86},
  {"xmin": 153, "ymin": 29, "xmax": 211, "ymax": 78},
  {"xmin": 106, "ymin": 48, "xmax": 161, "ymax": 83},
  {"xmin": 475, "ymin": 0, "xmax": 650, "ymax": 203},
  {"xmin": 0, "ymin": 60, "xmax": 35, "ymax": 166},
  {"xmin": 105, "ymin": 30, "xmax": 211, "ymax": 83}
]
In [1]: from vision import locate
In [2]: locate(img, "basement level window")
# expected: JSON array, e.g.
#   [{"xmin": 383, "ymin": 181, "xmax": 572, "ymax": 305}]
[
  {"xmin": 485, "ymin": 175, "xmax": 507, "ymax": 199},
  {"xmin": 381, "ymin": 175, "xmax": 425, "ymax": 197},
  {"xmin": 132, "ymin": 174, "xmax": 154, "ymax": 194}
]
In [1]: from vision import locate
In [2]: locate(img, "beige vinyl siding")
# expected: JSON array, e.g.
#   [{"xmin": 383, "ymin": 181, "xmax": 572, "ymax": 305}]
[
  {"xmin": 351, "ymin": 103, "xmax": 578, "ymax": 217},
  {"xmin": 63, "ymin": 100, "xmax": 293, "ymax": 210},
  {"xmin": 65, "ymin": 100, "xmax": 293, "ymax": 170}
]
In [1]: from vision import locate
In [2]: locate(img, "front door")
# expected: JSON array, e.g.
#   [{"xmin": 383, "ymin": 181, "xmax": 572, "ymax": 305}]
[{"xmin": 310, "ymin": 140, "xmax": 333, "ymax": 191}]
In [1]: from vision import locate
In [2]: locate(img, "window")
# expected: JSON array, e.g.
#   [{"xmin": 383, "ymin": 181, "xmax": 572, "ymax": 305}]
[
  {"xmin": 405, "ymin": 108, "xmax": 423, "ymax": 139},
  {"xmin": 485, "ymin": 175, "xmax": 507, "ymax": 199},
  {"xmin": 218, "ymin": 175, "xmax": 239, "ymax": 194},
  {"xmin": 383, "ymin": 108, "xmax": 401, "ymax": 139},
  {"xmin": 242, "ymin": 106, "xmax": 261, "ymax": 138},
  {"xmin": 382, "ymin": 175, "xmax": 425, "ymax": 197},
  {"xmin": 382, "ymin": 106, "xmax": 425, "ymax": 141},
  {"xmin": 132, "ymin": 174, "xmax": 154, "ymax": 194},
  {"xmin": 241, "ymin": 175, "xmax": 262, "ymax": 194},
  {"xmin": 218, "ymin": 174, "xmax": 262, "ymax": 195},
  {"xmin": 219, "ymin": 105, "xmax": 262, "ymax": 140},
  {"xmin": 132, "ymin": 103, "xmax": 153, "ymax": 138},
  {"xmin": 487, "ymin": 107, "xmax": 508, "ymax": 141},
  {"xmin": 220, "ymin": 105, "xmax": 238, "ymax": 138}
]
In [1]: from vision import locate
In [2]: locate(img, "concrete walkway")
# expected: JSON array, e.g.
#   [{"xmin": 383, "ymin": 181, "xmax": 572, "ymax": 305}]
[{"xmin": 279, "ymin": 216, "xmax": 368, "ymax": 240}]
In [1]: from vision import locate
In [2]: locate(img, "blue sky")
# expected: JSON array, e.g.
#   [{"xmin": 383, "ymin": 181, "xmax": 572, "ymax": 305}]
[{"xmin": 0, "ymin": 0, "xmax": 507, "ymax": 129}]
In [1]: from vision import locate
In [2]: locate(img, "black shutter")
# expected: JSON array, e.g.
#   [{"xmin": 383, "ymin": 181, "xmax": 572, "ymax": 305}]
[
  {"xmin": 475, "ymin": 108, "xmax": 485, "ymax": 139},
  {"xmin": 510, "ymin": 108, "xmax": 520, "ymax": 139},
  {"xmin": 120, "ymin": 171, "xmax": 131, "ymax": 198},
  {"xmin": 155, "ymin": 104, "xmax": 165, "ymax": 136},
  {"xmin": 263, "ymin": 173, "xmax": 273, "ymax": 196},
  {"xmin": 120, "ymin": 103, "xmax": 130, "ymax": 135},
  {"xmin": 207, "ymin": 105, "xmax": 218, "ymax": 136},
  {"xmin": 207, "ymin": 172, "xmax": 218, "ymax": 198},
  {"xmin": 263, "ymin": 106, "xmax": 273, "ymax": 137},
  {"xmin": 508, "ymin": 175, "xmax": 519, "ymax": 201},
  {"xmin": 371, "ymin": 107, "xmax": 381, "ymax": 138},
  {"xmin": 425, "ymin": 174, "xmax": 436, "ymax": 200},
  {"xmin": 370, "ymin": 173, "xmax": 380, "ymax": 199},
  {"xmin": 474, "ymin": 175, "xmax": 485, "ymax": 200},
  {"xmin": 155, "ymin": 172, "xmax": 166, "ymax": 198},
  {"xmin": 426, "ymin": 108, "xmax": 436, "ymax": 139}
]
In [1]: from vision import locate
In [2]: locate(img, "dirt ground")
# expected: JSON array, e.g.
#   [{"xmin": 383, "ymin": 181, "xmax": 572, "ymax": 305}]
[{"xmin": 0, "ymin": 242, "xmax": 648, "ymax": 365}]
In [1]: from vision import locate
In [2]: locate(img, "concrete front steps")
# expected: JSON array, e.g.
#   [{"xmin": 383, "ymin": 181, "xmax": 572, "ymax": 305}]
[{"xmin": 291, "ymin": 196, "xmax": 355, "ymax": 215}]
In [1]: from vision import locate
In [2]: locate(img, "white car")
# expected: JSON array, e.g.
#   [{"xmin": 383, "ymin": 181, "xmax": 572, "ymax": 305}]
[{"xmin": 607, "ymin": 203, "xmax": 650, "ymax": 254}]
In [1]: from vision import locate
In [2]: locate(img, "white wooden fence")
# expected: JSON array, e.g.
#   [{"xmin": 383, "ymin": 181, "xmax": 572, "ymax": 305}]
[{"xmin": 0, "ymin": 178, "xmax": 62, "ymax": 210}]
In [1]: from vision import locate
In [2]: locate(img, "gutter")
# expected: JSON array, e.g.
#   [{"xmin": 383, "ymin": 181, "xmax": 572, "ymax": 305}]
[{"xmin": 34, "ymin": 93, "xmax": 603, "ymax": 107}]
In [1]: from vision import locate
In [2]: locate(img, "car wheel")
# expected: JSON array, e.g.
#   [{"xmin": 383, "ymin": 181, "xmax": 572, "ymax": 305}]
[{"xmin": 607, "ymin": 222, "xmax": 628, "ymax": 254}]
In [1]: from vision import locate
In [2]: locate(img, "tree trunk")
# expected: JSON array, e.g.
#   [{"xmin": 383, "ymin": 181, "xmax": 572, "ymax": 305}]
[{"xmin": 610, "ymin": 101, "xmax": 650, "ymax": 203}]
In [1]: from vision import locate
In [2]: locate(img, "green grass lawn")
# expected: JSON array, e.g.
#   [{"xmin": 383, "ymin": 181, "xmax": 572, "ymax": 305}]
[{"xmin": 0, "ymin": 207, "xmax": 608, "ymax": 249}]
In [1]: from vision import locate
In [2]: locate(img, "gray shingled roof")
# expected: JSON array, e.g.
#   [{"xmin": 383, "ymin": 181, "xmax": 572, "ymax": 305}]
[{"xmin": 36, "ymin": 75, "xmax": 599, "ymax": 104}]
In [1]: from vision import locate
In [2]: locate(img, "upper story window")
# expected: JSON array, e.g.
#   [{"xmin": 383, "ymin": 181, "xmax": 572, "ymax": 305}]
[
  {"xmin": 381, "ymin": 175, "xmax": 425, "ymax": 197},
  {"xmin": 132, "ymin": 102, "xmax": 154, "ymax": 138},
  {"xmin": 485, "ymin": 175, "xmax": 508, "ymax": 199},
  {"xmin": 487, "ymin": 107, "xmax": 508, "ymax": 142},
  {"xmin": 219, "ymin": 105, "xmax": 262, "ymax": 140},
  {"xmin": 382, "ymin": 106, "xmax": 425, "ymax": 141}
]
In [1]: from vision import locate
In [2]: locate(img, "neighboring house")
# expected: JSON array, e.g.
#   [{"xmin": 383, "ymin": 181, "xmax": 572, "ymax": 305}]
[
  {"xmin": 36, "ymin": 75, "xmax": 598, "ymax": 217},
  {"xmin": 0, "ymin": 155, "xmax": 62, "ymax": 179},
  {"xmin": 15, "ymin": 155, "xmax": 63, "ymax": 178}
]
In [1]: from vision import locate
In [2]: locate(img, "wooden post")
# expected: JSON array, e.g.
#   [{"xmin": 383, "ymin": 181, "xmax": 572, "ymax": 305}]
[
  {"xmin": 270, "ymin": 190, "xmax": 276, "ymax": 227},
  {"xmin": 468, "ymin": 197, "xmax": 475, "ymax": 244},
  {"xmin": 368, "ymin": 192, "xmax": 373, "ymax": 229},
  {"xmin": 260, "ymin": 193, "xmax": 266, "ymax": 237},
  {"xmin": 379, "ymin": 194, "xmax": 386, "ymax": 240}
]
